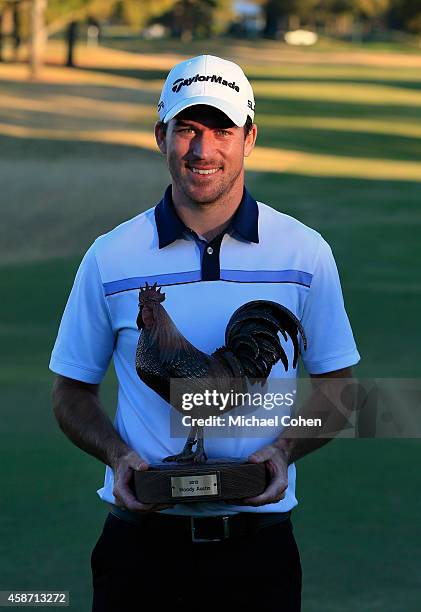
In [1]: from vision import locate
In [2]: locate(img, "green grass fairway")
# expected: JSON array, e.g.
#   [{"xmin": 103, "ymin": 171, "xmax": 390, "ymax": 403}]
[{"xmin": 1, "ymin": 39, "xmax": 421, "ymax": 611}]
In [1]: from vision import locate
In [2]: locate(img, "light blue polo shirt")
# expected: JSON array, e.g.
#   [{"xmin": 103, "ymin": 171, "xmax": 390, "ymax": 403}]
[{"xmin": 50, "ymin": 187, "xmax": 360, "ymax": 515}]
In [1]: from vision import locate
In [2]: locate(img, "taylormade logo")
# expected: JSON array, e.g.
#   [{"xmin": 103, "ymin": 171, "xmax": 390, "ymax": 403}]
[{"xmin": 172, "ymin": 74, "xmax": 240, "ymax": 94}]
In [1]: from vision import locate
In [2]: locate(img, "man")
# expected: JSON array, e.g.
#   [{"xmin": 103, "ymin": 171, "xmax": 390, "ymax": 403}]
[{"xmin": 50, "ymin": 55, "xmax": 360, "ymax": 610}]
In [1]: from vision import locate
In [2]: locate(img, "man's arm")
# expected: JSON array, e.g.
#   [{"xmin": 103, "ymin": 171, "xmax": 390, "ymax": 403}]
[
  {"xmin": 52, "ymin": 375, "xmax": 172, "ymax": 512},
  {"xmin": 244, "ymin": 366, "xmax": 355, "ymax": 506},
  {"xmin": 277, "ymin": 366, "xmax": 355, "ymax": 464}
]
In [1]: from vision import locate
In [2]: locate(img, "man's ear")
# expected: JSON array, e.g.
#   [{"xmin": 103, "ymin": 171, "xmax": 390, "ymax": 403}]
[
  {"xmin": 155, "ymin": 121, "xmax": 167, "ymax": 154},
  {"xmin": 244, "ymin": 123, "xmax": 257, "ymax": 158}
]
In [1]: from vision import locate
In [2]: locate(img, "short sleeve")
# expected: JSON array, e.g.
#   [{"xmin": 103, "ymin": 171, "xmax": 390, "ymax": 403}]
[
  {"xmin": 300, "ymin": 237, "xmax": 360, "ymax": 375},
  {"xmin": 49, "ymin": 243, "xmax": 115, "ymax": 383}
]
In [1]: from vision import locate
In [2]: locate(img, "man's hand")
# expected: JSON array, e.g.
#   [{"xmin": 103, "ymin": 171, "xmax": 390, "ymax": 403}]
[
  {"xmin": 241, "ymin": 443, "xmax": 289, "ymax": 507},
  {"xmin": 112, "ymin": 450, "xmax": 174, "ymax": 513},
  {"xmin": 52, "ymin": 376, "xmax": 174, "ymax": 514}
]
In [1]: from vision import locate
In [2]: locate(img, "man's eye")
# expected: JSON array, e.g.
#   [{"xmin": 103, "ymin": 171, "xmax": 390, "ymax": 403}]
[
  {"xmin": 216, "ymin": 130, "xmax": 231, "ymax": 136},
  {"xmin": 179, "ymin": 127, "xmax": 195, "ymax": 133}
]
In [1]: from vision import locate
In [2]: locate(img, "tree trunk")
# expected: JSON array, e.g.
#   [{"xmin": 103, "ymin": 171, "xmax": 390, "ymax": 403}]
[
  {"xmin": 13, "ymin": 4, "xmax": 21, "ymax": 61},
  {"xmin": 263, "ymin": 1, "xmax": 280, "ymax": 39},
  {"xmin": 30, "ymin": 0, "xmax": 47, "ymax": 80},
  {"xmin": 0, "ymin": 11, "xmax": 3, "ymax": 63},
  {"xmin": 66, "ymin": 21, "xmax": 78, "ymax": 67}
]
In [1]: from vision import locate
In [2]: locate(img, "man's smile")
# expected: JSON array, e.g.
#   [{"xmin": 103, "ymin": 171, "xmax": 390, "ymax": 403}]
[{"xmin": 187, "ymin": 164, "xmax": 222, "ymax": 176}]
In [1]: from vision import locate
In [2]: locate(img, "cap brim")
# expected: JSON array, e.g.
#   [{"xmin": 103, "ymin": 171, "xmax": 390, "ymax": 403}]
[{"xmin": 162, "ymin": 95, "xmax": 248, "ymax": 127}]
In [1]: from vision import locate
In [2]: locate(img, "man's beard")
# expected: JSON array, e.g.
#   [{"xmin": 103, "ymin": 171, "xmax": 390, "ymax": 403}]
[{"xmin": 168, "ymin": 159, "xmax": 242, "ymax": 206}]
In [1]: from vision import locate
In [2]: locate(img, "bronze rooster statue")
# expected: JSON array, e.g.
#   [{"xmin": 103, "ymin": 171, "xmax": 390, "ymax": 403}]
[{"xmin": 135, "ymin": 282, "xmax": 307, "ymax": 463}]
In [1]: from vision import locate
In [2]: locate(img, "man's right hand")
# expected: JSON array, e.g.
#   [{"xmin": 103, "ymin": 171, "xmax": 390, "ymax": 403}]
[
  {"xmin": 112, "ymin": 450, "xmax": 174, "ymax": 513},
  {"xmin": 52, "ymin": 376, "xmax": 173, "ymax": 513}
]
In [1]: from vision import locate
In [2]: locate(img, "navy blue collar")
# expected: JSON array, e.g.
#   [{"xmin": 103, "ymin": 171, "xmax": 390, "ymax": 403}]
[{"xmin": 155, "ymin": 185, "xmax": 259, "ymax": 248}]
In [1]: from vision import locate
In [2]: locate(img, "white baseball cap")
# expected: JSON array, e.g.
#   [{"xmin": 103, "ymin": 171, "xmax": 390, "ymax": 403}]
[{"xmin": 157, "ymin": 55, "xmax": 255, "ymax": 127}]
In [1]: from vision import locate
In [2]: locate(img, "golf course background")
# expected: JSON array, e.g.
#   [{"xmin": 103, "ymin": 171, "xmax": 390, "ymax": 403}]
[{"xmin": 1, "ymin": 38, "xmax": 421, "ymax": 610}]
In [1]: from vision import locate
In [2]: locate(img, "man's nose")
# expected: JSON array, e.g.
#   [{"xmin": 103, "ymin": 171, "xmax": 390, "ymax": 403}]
[{"xmin": 189, "ymin": 132, "xmax": 216, "ymax": 159}]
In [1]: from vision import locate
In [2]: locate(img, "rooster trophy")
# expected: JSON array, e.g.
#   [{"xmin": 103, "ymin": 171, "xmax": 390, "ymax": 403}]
[{"xmin": 135, "ymin": 282, "xmax": 307, "ymax": 464}]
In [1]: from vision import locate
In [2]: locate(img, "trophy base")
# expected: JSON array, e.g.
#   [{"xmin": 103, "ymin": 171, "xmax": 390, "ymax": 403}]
[{"xmin": 134, "ymin": 459, "xmax": 267, "ymax": 504}]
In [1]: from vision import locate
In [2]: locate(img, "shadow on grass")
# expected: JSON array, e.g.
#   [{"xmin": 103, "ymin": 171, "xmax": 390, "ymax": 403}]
[
  {"xmin": 256, "ymin": 125, "xmax": 421, "ymax": 161},
  {"xmin": 75, "ymin": 61, "xmax": 421, "ymax": 94},
  {"xmin": 0, "ymin": 77, "xmax": 155, "ymax": 104},
  {"xmin": 77, "ymin": 66, "xmax": 168, "ymax": 82},
  {"xmin": 255, "ymin": 95, "xmax": 421, "ymax": 121},
  {"xmin": 0, "ymin": 133, "xmax": 156, "ymax": 160},
  {"xmin": 245, "ymin": 74, "xmax": 421, "ymax": 92}
]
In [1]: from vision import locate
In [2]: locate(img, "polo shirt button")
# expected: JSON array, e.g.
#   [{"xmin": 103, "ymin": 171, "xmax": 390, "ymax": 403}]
[{"xmin": 206, "ymin": 246, "xmax": 214, "ymax": 255}]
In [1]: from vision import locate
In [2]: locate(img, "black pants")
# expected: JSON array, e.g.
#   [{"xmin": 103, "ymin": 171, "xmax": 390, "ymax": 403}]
[{"xmin": 91, "ymin": 513, "xmax": 302, "ymax": 611}]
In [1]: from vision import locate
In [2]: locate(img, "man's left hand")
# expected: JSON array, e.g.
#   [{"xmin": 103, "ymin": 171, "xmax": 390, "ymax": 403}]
[{"xmin": 241, "ymin": 442, "xmax": 289, "ymax": 506}]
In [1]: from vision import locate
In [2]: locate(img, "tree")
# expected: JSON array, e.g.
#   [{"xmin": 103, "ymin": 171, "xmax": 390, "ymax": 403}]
[
  {"xmin": 30, "ymin": 0, "xmax": 47, "ymax": 79},
  {"xmin": 150, "ymin": 0, "xmax": 232, "ymax": 38},
  {"xmin": 0, "ymin": 8, "xmax": 3, "ymax": 62},
  {"xmin": 390, "ymin": 0, "xmax": 421, "ymax": 34},
  {"xmin": 41, "ymin": 0, "xmax": 116, "ymax": 73},
  {"xmin": 12, "ymin": 1, "xmax": 21, "ymax": 57},
  {"xmin": 46, "ymin": 0, "xmax": 116, "ymax": 38},
  {"xmin": 256, "ymin": 0, "xmax": 393, "ymax": 36},
  {"xmin": 66, "ymin": 19, "xmax": 78, "ymax": 66},
  {"xmin": 355, "ymin": 0, "xmax": 390, "ymax": 19},
  {"xmin": 261, "ymin": 0, "xmax": 295, "ymax": 37},
  {"xmin": 111, "ymin": 0, "xmax": 177, "ymax": 30}
]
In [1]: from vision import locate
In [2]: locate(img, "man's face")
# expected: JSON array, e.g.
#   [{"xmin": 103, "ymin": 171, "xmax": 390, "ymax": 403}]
[{"xmin": 155, "ymin": 105, "xmax": 257, "ymax": 206}]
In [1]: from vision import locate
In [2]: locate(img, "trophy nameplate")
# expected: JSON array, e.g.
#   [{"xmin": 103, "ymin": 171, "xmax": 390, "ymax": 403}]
[
  {"xmin": 134, "ymin": 459, "xmax": 267, "ymax": 505},
  {"xmin": 171, "ymin": 473, "xmax": 219, "ymax": 498}
]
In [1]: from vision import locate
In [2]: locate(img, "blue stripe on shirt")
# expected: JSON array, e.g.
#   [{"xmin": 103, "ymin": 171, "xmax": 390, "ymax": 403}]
[{"xmin": 103, "ymin": 269, "xmax": 312, "ymax": 295}]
